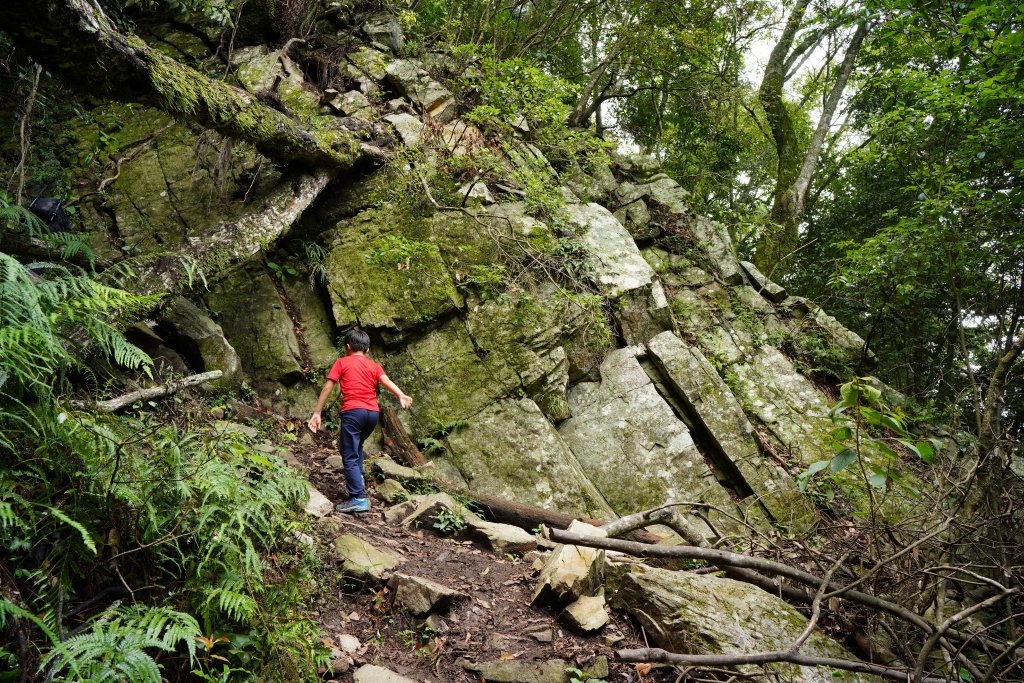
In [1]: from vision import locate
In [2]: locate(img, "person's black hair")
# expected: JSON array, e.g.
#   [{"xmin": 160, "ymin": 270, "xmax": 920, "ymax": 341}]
[{"xmin": 345, "ymin": 328, "xmax": 371, "ymax": 351}]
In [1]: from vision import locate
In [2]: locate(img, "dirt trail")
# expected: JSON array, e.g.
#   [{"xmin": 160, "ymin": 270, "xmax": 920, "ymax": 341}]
[{"xmin": 290, "ymin": 433, "xmax": 673, "ymax": 683}]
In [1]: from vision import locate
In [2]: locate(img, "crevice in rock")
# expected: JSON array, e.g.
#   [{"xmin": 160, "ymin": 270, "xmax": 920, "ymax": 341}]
[
  {"xmin": 637, "ymin": 353, "xmax": 754, "ymax": 501},
  {"xmin": 265, "ymin": 264, "xmax": 315, "ymax": 373}
]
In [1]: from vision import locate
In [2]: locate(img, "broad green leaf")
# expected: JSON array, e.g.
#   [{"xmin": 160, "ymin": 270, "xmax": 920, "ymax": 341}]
[
  {"xmin": 831, "ymin": 448, "xmax": 858, "ymax": 473},
  {"xmin": 868, "ymin": 472, "xmax": 888, "ymax": 489}
]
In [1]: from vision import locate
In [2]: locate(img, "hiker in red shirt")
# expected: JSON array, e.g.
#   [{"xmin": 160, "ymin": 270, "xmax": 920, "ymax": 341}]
[{"xmin": 308, "ymin": 328, "xmax": 413, "ymax": 513}]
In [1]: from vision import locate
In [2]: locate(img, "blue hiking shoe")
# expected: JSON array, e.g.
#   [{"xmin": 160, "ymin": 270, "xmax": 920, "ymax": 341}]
[{"xmin": 335, "ymin": 497, "xmax": 370, "ymax": 514}]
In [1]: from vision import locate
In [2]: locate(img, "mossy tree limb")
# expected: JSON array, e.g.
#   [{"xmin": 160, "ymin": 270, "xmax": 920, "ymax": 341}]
[
  {"xmin": 0, "ymin": 0, "xmax": 362, "ymax": 170},
  {"xmin": 114, "ymin": 169, "xmax": 332, "ymax": 297}
]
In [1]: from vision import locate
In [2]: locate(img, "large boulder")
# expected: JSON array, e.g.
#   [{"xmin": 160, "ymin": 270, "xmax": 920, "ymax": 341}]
[
  {"xmin": 324, "ymin": 209, "xmax": 462, "ymax": 335},
  {"xmin": 646, "ymin": 332, "xmax": 814, "ymax": 531},
  {"xmin": 606, "ymin": 564, "xmax": 878, "ymax": 683},
  {"xmin": 443, "ymin": 398, "xmax": 614, "ymax": 519},
  {"xmin": 379, "ymin": 317, "xmax": 520, "ymax": 434},
  {"xmin": 565, "ymin": 203, "xmax": 672, "ymax": 344},
  {"xmin": 558, "ymin": 347, "xmax": 734, "ymax": 516},
  {"xmin": 566, "ymin": 203, "xmax": 654, "ymax": 299},
  {"xmin": 156, "ymin": 296, "xmax": 241, "ymax": 386},
  {"xmin": 205, "ymin": 264, "xmax": 304, "ymax": 386}
]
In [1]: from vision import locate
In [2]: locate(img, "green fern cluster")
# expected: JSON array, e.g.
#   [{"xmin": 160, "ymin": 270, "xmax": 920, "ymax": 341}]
[
  {"xmin": 0, "ymin": 252, "xmax": 158, "ymax": 399},
  {"xmin": 41, "ymin": 606, "xmax": 200, "ymax": 683},
  {"xmin": 1, "ymin": 238, "xmax": 326, "ymax": 681}
]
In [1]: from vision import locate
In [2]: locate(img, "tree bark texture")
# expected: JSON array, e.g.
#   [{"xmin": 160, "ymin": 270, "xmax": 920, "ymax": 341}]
[
  {"xmin": 108, "ymin": 169, "xmax": 332, "ymax": 297},
  {"xmin": 756, "ymin": 4, "xmax": 866, "ymax": 277},
  {"xmin": 0, "ymin": 0, "xmax": 362, "ymax": 170}
]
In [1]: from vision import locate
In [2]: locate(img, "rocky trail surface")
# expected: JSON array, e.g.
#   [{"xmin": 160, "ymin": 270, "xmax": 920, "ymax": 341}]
[{"xmin": 289, "ymin": 430, "xmax": 664, "ymax": 683}]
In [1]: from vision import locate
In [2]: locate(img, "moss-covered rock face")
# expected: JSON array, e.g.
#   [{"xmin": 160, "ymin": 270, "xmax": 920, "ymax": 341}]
[
  {"xmin": 233, "ymin": 46, "xmax": 323, "ymax": 123},
  {"xmin": 325, "ymin": 209, "xmax": 463, "ymax": 335},
  {"xmin": 205, "ymin": 263, "xmax": 304, "ymax": 387},
  {"xmin": 558, "ymin": 347, "xmax": 734, "ymax": 516},
  {"xmin": 443, "ymin": 398, "xmax": 615, "ymax": 518},
  {"xmin": 647, "ymin": 331, "xmax": 815, "ymax": 532},
  {"xmin": 605, "ymin": 564, "xmax": 878, "ymax": 683},
  {"xmin": 155, "ymin": 296, "xmax": 242, "ymax": 388},
  {"xmin": 68, "ymin": 102, "xmax": 280, "ymax": 259},
  {"xmin": 280, "ymin": 271, "xmax": 340, "ymax": 371},
  {"xmin": 378, "ymin": 317, "xmax": 520, "ymax": 435}
]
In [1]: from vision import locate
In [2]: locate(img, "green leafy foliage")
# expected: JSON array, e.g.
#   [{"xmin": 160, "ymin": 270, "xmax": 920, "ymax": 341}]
[
  {"xmin": 798, "ymin": 377, "xmax": 942, "ymax": 495},
  {"xmin": 41, "ymin": 606, "xmax": 200, "ymax": 683},
  {"xmin": 0, "ymin": 246, "xmax": 326, "ymax": 681}
]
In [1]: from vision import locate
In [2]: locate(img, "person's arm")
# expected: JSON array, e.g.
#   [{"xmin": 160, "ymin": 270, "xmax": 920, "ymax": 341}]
[
  {"xmin": 379, "ymin": 374, "xmax": 413, "ymax": 410},
  {"xmin": 308, "ymin": 379, "xmax": 337, "ymax": 433}
]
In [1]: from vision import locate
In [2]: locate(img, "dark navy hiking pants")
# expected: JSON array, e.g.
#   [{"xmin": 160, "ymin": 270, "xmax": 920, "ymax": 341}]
[{"xmin": 338, "ymin": 408, "xmax": 379, "ymax": 499}]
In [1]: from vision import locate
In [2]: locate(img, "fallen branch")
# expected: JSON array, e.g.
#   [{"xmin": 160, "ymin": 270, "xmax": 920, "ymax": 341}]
[
  {"xmin": 617, "ymin": 647, "xmax": 948, "ymax": 683},
  {"xmin": 71, "ymin": 370, "xmax": 222, "ymax": 412},
  {"xmin": 546, "ymin": 526, "xmax": 934, "ymax": 634},
  {"xmin": 601, "ymin": 505, "xmax": 813, "ymax": 605}
]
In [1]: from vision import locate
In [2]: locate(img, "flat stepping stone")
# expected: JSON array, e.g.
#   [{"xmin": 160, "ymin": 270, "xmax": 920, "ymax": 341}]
[
  {"xmin": 353, "ymin": 664, "xmax": 417, "ymax": 683},
  {"xmin": 462, "ymin": 657, "xmax": 571, "ymax": 683},
  {"xmin": 333, "ymin": 535, "xmax": 400, "ymax": 581},
  {"xmin": 304, "ymin": 485, "xmax": 334, "ymax": 518},
  {"xmin": 388, "ymin": 572, "xmax": 466, "ymax": 615},
  {"xmin": 467, "ymin": 518, "xmax": 537, "ymax": 555},
  {"xmin": 369, "ymin": 454, "xmax": 423, "ymax": 481}
]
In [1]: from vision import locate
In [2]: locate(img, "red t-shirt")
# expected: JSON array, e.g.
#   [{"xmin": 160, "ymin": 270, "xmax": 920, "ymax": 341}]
[{"xmin": 326, "ymin": 355, "xmax": 385, "ymax": 412}]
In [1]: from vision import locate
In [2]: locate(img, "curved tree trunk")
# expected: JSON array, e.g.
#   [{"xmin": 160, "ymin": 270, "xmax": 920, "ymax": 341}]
[
  {"xmin": 0, "ymin": 0, "xmax": 363, "ymax": 170},
  {"xmin": 756, "ymin": 2, "xmax": 866, "ymax": 278}
]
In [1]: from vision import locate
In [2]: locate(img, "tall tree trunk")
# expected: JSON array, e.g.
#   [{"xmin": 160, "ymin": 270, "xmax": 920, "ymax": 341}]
[
  {"xmin": 756, "ymin": 3, "xmax": 866, "ymax": 278},
  {"xmin": 756, "ymin": 0, "xmax": 813, "ymax": 275},
  {"xmin": 790, "ymin": 22, "xmax": 868, "ymax": 222},
  {"xmin": 0, "ymin": 0, "xmax": 364, "ymax": 170}
]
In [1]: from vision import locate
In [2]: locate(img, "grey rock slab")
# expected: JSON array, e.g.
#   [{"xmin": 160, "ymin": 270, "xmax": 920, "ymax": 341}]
[
  {"xmin": 728, "ymin": 346, "xmax": 835, "ymax": 467},
  {"xmin": 384, "ymin": 59, "xmax": 456, "ymax": 121},
  {"xmin": 353, "ymin": 664, "xmax": 417, "ymax": 683},
  {"xmin": 692, "ymin": 216, "xmax": 743, "ymax": 285},
  {"xmin": 325, "ymin": 455, "xmax": 344, "ymax": 470},
  {"xmin": 560, "ymin": 593, "xmax": 609, "ymax": 632},
  {"xmin": 740, "ymin": 260, "xmax": 787, "ymax": 303},
  {"xmin": 462, "ymin": 658, "xmax": 571, "ymax": 683},
  {"xmin": 388, "ymin": 572, "xmax": 467, "ymax": 615},
  {"xmin": 559, "ymin": 347, "xmax": 734, "ymax": 515},
  {"xmin": 305, "ymin": 485, "xmax": 334, "ymax": 518},
  {"xmin": 333, "ymin": 535, "xmax": 400, "ymax": 581},
  {"xmin": 444, "ymin": 398, "xmax": 614, "ymax": 519},
  {"xmin": 646, "ymin": 331, "xmax": 815, "ymax": 531},
  {"xmin": 467, "ymin": 518, "xmax": 538, "ymax": 555},
  {"xmin": 362, "ymin": 13, "xmax": 404, "ymax": 51},
  {"xmin": 339, "ymin": 90, "xmax": 372, "ymax": 115},
  {"xmin": 606, "ymin": 564, "xmax": 879, "ymax": 683},
  {"xmin": 565, "ymin": 202, "xmax": 654, "ymax": 299},
  {"xmin": 383, "ymin": 113, "xmax": 424, "ymax": 147}
]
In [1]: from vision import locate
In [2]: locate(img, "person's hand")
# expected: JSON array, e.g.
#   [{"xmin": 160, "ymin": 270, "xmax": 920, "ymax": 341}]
[
  {"xmin": 308, "ymin": 412, "xmax": 322, "ymax": 433},
  {"xmin": 399, "ymin": 394, "xmax": 413, "ymax": 410}
]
